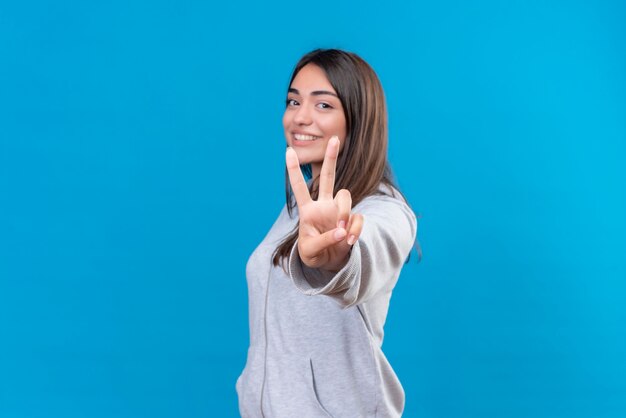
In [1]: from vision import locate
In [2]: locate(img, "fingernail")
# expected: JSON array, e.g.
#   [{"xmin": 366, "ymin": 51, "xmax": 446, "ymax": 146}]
[
  {"xmin": 331, "ymin": 135, "xmax": 339, "ymax": 145},
  {"xmin": 338, "ymin": 220, "xmax": 346, "ymax": 229},
  {"xmin": 334, "ymin": 228, "xmax": 347, "ymax": 241},
  {"xmin": 347, "ymin": 235, "xmax": 356, "ymax": 245}
]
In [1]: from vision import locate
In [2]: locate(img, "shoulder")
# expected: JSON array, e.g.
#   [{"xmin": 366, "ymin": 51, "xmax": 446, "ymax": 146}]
[
  {"xmin": 357, "ymin": 182, "xmax": 410, "ymax": 209},
  {"xmin": 376, "ymin": 182, "xmax": 407, "ymax": 202},
  {"xmin": 355, "ymin": 183, "xmax": 416, "ymax": 225}
]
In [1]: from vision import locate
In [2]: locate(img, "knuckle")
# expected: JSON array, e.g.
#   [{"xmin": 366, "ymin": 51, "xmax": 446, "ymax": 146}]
[{"xmin": 335, "ymin": 189, "xmax": 352, "ymax": 203}]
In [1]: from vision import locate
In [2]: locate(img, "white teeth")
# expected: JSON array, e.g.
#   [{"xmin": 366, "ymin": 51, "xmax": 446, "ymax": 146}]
[{"xmin": 294, "ymin": 134, "xmax": 320, "ymax": 141}]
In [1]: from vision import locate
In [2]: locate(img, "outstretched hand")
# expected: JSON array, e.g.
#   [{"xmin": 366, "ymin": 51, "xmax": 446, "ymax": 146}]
[{"xmin": 286, "ymin": 136, "xmax": 364, "ymax": 273}]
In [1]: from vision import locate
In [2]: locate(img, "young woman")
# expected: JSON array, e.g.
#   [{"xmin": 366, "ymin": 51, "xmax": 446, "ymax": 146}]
[{"xmin": 236, "ymin": 48, "xmax": 419, "ymax": 418}]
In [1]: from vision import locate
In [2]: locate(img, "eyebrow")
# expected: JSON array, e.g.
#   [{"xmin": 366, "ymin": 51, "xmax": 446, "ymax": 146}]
[{"xmin": 288, "ymin": 88, "xmax": 338, "ymax": 98}]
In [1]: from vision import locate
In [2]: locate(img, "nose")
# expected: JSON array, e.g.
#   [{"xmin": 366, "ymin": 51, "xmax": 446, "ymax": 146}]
[{"xmin": 293, "ymin": 103, "xmax": 312, "ymax": 125}]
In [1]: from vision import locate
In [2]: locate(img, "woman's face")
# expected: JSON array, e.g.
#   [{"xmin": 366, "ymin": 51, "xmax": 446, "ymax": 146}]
[{"xmin": 283, "ymin": 64, "xmax": 347, "ymax": 174}]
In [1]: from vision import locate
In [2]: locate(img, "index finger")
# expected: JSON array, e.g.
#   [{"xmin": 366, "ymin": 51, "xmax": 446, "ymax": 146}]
[
  {"xmin": 286, "ymin": 147, "xmax": 312, "ymax": 207},
  {"xmin": 318, "ymin": 136, "xmax": 340, "ymax": 200}
]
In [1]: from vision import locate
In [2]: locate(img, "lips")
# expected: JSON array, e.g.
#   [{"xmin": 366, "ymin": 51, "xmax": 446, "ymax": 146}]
[{"xmin": 293, "ymin": 133, "xmax": 322, "ymax": 141}]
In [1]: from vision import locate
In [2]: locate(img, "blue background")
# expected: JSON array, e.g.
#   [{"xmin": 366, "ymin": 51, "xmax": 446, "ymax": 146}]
[{"xmin": 1, "ymin": 1, "xmax": 625, "ymax": 417}]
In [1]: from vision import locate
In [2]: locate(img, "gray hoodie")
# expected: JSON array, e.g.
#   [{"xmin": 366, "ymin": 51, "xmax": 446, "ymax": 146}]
[{"xmin": 236, "ymin": 184, "xmax": 417, "ymax": 418}]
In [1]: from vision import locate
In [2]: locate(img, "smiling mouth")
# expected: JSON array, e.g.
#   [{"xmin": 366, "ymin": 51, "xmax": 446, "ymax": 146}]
[{"xmin": 294, "ymin": 133, "xmax": 322, "ymax": 141}]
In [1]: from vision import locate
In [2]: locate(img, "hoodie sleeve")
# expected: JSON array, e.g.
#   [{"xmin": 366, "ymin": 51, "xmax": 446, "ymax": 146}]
[{"xmin": 287, "ymin": 192, "xmax": 417, "ymax": 308}]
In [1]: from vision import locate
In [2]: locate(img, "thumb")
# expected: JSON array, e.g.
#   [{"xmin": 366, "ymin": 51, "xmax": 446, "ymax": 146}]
[{"xmin": 300, "ymin": 227, "xmax": 347, "ymax": 260}]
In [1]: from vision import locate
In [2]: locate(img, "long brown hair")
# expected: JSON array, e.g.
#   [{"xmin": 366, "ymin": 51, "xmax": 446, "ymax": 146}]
[{"xmin": 272, "ymin": 48, "xmax": 422, "ymax": 270}]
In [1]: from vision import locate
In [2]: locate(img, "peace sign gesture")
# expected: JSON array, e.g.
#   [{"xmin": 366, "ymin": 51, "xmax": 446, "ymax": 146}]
[{"xmin": 286, "ymin": 136, "xmax": 365, "ymax": 273}]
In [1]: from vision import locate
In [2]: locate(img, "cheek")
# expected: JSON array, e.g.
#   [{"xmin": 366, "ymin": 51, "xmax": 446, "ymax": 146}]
[
  {"xmin": 318, "ymin": 115, "xmax": 340, "ymax": 133},
  {"xmin": 330, "ymin": 113, "xmax": 346, "ymax": 136},
  {"xmin": 338, "ymin": 115, "xmax": 347, "ymax": 136}
]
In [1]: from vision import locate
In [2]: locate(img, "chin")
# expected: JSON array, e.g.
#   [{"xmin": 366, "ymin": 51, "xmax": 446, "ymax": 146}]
[{"xmin": 293, "ymin": 151, "xmax": 322, "ymax": 165}]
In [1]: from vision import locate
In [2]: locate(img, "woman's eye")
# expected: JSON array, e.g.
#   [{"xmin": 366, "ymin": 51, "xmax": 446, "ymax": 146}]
[
  {"xmin": 286, "ymin": 99, "xmax": 298, "ymax": 107},
  {"xmin": 317, "ymin": 103, "xmax": 333, "ymax": 109}
]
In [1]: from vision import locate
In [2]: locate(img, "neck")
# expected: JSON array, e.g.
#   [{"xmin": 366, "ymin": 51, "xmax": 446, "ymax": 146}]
[{"xmin": 311, "ymin": 163, "xmax": 321, "ymax": 181}]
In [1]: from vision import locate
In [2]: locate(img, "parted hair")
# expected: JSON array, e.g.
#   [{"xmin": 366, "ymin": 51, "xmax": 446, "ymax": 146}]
[{"xmin": 272, "ymin": 48, "xmax": 421, "ymax": 270}]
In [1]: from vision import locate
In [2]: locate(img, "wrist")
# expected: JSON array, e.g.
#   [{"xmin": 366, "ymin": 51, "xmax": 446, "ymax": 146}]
[{"xmin": 323, "ymin": 251, "xmax": 351, "ymax": 273}]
